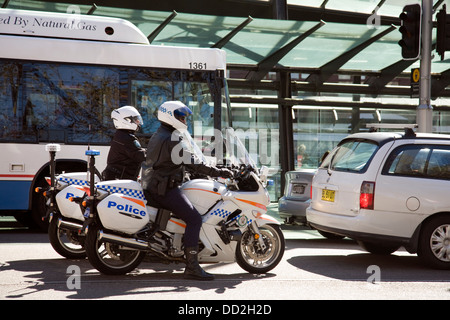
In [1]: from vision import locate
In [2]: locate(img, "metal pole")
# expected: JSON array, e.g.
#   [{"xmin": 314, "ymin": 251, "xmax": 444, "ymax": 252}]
[
  {"xmin": 273, "ymin": 0, "xmax": 292, "ymax": 198},
  {"xmin": 417, "ymin": 0, "xmax": 433, "ymax": 132}
]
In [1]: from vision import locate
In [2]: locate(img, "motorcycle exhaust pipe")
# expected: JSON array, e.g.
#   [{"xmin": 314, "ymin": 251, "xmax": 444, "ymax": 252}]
[
  {"xmin": 58, "ymin": 218, "xmax": 83, "ymax": 232},
  {"xmin": 98, "ymin": 230, "xmax": 149, "ymax": 250}
]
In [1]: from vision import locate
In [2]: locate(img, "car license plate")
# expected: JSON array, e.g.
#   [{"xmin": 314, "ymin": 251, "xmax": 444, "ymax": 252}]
[
  {"xmin": 321, "ymin": 189, "xmax": 335, "ymax": 202},
  {"xmin": 292, "ymin": 183, "xmax": 306, "ymax": 195}
]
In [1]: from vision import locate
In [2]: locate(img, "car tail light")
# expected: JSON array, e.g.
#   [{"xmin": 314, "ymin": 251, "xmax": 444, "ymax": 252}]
[{"xmin": 360, "ymin": 181, "xmax": 375, "ymax": 210}]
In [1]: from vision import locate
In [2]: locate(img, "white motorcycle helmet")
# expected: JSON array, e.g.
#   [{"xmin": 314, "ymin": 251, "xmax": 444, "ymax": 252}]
[
  {"xmin": 157, "ymin": 101, "xmax": 192, "ymax": 131},
  {"xmin": 111, "ymin": 106, "xmax": 143, "ymax": 131}
]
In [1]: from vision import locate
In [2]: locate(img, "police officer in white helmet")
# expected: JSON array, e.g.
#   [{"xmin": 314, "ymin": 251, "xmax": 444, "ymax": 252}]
[
  {"xmin": 102, "ymin": 106, "xmax": 146, "ymax": 181},
  {"xmin": 142, "ymin": 101, "xmax": 232, "ymax": 280}
]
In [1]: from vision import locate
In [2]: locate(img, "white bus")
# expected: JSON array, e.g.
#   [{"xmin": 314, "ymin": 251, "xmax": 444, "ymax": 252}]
[{"xmin": 0, "ymin": 8, "xmax": 230, "ymax": 229}]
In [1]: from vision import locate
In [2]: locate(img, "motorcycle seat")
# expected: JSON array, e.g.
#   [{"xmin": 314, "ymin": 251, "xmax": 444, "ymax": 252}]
[{"xmin": 143, "ymin": 190, "xmax": 161, "ymax": 208}]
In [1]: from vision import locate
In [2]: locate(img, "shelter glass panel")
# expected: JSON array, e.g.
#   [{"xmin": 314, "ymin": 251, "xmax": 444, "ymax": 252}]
[{"xmin": 230, "ymin": 102, "xmax": 281, "ymax": 200}]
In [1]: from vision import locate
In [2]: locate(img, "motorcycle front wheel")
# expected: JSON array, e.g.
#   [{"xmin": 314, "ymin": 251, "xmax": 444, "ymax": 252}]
[
  {"xmin": 236, "ymin": 223, "xmax": 285, "ymax": 274},
  {"xmin": 84, "ymin": 224, "xmax": 146, "ymax": 275}
]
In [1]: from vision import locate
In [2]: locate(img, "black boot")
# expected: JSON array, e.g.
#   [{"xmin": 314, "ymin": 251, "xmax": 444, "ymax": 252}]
[{"xmin": 184, "ymin": 246, "xmax": 214, "ymax": 281}]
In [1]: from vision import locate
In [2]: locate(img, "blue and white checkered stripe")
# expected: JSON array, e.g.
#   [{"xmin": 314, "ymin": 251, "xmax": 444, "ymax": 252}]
[
  {"xmin": 211, "ymin": 208, "xmax": 252, "ymax": 225},
  {"xmin": 95, "ymin": 184, "xmax": 145, "ymax": 200},
  {"xmin": 211, "ymin": 208, "xmax": 232, "ymax": 219},
  {"xmin": 57, "ymin": 177, "xmax": 89, "ymax": 186}
]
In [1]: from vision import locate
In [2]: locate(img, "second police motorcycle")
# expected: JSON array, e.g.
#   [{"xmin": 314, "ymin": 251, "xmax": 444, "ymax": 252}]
[{"xmin": 42, "ymin": 126, "xmax": 285, "ymax": 276}]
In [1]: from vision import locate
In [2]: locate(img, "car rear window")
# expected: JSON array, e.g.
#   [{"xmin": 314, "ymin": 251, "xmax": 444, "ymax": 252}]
[
  {"xmin": 382, "ymin": 144, "xmax": 450, "ymax": 179},
  {"xmin": 320, "ymin": 139, "xmax": 379, "ymax": 173}
]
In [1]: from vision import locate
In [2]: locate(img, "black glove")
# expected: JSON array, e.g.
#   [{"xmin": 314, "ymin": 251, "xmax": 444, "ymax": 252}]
[{"xmin": 217, "ymin": 168, "xmax": 233, "ymax": 178}]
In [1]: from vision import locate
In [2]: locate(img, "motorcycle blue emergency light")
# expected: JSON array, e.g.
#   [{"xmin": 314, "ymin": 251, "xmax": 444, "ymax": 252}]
[{"xmin": 85, "ymin": 150, "xmax": 100, "ymax": 156}]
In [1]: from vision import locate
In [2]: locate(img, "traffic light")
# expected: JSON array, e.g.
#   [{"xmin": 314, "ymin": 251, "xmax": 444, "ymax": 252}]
[
  {"xmin": 398, "ymin": 4, "xmax": 421, "ymax": 60},
  {"xmin": 436, "ymin": 5, "xmax": 450, "ymax": 60}
]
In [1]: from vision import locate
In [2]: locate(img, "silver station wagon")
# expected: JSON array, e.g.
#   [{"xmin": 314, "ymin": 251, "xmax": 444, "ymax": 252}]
[{"xmin": 307, "ymin": 129, "xmax": 450, "ymax": 269}]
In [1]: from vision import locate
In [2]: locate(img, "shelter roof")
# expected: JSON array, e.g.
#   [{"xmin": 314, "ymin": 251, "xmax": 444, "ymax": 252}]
[{"xmin": 5, "ymin": 0, "xmax": 450, "ymax": 98}]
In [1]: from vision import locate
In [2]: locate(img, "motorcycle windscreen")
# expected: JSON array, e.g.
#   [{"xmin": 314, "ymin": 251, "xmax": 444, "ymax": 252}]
[
  {"xmin": 197, "ymin": 127, "xmax": 258, "ymax": 168},
  {"xmin": 224, "ymin": 127, "xmax": 257, "ymax": 168}
]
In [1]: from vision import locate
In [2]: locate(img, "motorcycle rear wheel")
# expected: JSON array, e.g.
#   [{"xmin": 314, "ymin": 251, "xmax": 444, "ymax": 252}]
[
  {"xmin": 236, "ymin": 223, "xmax": 285, "ymax": 274},
  {"xmin": 85, "ymin": 224, "xmax": 146, "ymax": 275},
  {"xmin": 48, "ymin": 216, "xmax": 86, "ymax": 259}
]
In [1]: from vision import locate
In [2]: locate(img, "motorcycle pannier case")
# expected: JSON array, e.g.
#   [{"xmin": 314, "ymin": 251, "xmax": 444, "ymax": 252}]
[
  {"xmin": 56, "ymin": 184, "xmax": 87, "ymax": 221},
  {"xmin": 96, "ymin": 180, "xmax": 149, "ymax": 234}
]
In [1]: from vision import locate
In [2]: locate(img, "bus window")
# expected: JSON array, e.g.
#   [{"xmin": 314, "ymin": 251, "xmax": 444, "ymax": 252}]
[
  {"xmin": 0, "ymin": 61, "xmax": 119, "ymax": 144},
  {"xmin": 174, "ymin": 81, "xmax": 214, "ymax": 135},
  {"xmin": 0, "ymin": 62, "xmax": 23, "ymax": 141},
  {"xmin": 131, "ymin": 79, "xmax": 172, "ymax": 135},
  {"xmin": 30, "ymin": 63, "xmax": 119, "ymax": 144},
  {"xmin": 131, "ymin": 79, "xmax": 216, "ymax": 137}
]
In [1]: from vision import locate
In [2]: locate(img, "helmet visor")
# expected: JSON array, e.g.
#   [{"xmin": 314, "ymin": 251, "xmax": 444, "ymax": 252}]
[
  {"xmin": 128, "ymin": 115, "xmax": 143, "ymax": 127},
  {"xmin": 174, "ymin": 106, "xmax": 192, "ymax": 124}
]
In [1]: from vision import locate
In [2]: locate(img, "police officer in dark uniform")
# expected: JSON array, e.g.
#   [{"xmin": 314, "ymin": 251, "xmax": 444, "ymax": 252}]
[
  {"xmin": 141, "ymin": 101, "xmax": 232, "ymax": 281},
  {"xmin": 102, "ymin": 106, "xmax": 146, "ymax": 181}
]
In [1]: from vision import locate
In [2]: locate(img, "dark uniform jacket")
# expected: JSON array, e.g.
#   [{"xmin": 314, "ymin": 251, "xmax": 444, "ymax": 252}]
[
  {"xmin": 102, "ymin": 129, "xmax": 146, "ymax": 181},
  {"xmin": 141, "ymin": 123, "xmax": 223, "ymax": 196}
]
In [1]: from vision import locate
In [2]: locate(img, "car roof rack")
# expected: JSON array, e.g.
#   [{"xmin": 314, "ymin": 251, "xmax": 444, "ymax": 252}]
[{"xmin": 366, "ymin": 123, "xmax": 418, "ymax": 136}]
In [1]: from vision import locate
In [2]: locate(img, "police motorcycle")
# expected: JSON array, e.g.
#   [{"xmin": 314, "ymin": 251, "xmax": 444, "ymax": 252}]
[
  {"xmin": 36, "ymin": 144, "xmax": 101, "ymax": 259},
  {"xmin": 80, "ymin": 128, "xmax": 285, "ymax": 275}
]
